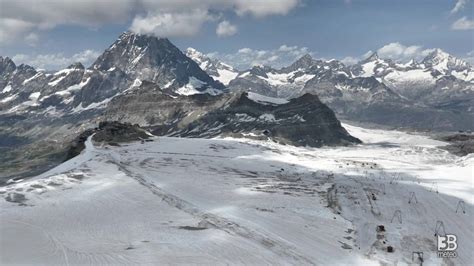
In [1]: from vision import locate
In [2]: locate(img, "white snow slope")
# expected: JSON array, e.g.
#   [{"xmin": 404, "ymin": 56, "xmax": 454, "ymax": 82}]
[{"xmin": 1, "ymin": 125, "xmax": 472, "ymax": 265}]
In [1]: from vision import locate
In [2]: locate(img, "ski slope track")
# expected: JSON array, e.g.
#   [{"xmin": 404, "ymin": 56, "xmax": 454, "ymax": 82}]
[{"xmin": 1, "ymin": 124, "xmax": 473, "ymax": 265}]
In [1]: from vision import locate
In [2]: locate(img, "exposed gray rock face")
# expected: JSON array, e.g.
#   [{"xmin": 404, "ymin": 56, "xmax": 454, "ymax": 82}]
[
  {"xmin": 104, "ymin": 85, "xmax": 228, "ymax": 127},
  {"xmin": 228, "ymin": 66, "xmax": 280, "ymax": 97},
  {"xmin": 1, "ymin": 57, "xmax": 30, "ymax": 89},
  {"xmin": 172, "ymin": 92, "xmax": 361, "ymax": 147},
  {"xmin": 421, "ymin": 49, "xmax": 470, "ymax": 71},
  {"xmin": 65, "ymin": 121, "xmax": 151, "ymax": 160},
  {"xmin": 437, "ymin": 133, "xmax": 474, "ymax": 156},
  {"xmin": 104, "ymin": 89, "xmax": 360, "ymax": 147},
  {"xmin": 92, "ymin": 32, "xmax": 224, "ymax": 93}
]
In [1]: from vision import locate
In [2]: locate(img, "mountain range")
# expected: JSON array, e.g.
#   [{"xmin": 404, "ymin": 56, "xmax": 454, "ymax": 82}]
[
  {"xmin": 191, "ymin": 48, "xmax": 473, "ymax": 131},
  {"xmin": 0, "ymin": 32, "xmax": 357, "ymax": 180},
  {"xmin": 1, "ymin": 31, "xmax": 473, "ymax": 180}
]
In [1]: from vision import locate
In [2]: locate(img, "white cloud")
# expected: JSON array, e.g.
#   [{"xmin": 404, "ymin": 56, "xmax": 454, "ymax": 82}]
[
  {"xmin": 340, "ymin": 56, "xmax": 359, "ymax": 65},
  {"xmin": 450, "ymin": 0, "xmax": 468, "ymax": 14},
  {"xmin": 24, "ymin": 33, "xmax": 39, "ymax": 46},
  {"xmin": 233, "ymin": 0, "xmax": 300, "ymax": 17},
  {"xmin": 216, "ymin": 20, "xmax": 238, "ymax": 37},
  {"xmin": 0, "ymin": 18, "xmax": 35, "ymax": 45},
  {"xmin": 0, "ymin": 0, "xmax": 133, "ymax": 44},
  {"xmin": 0, "ymin": 0, "xmax": 301, "ymax": 43},
  {"xmin": 278, "ymin": 45, "xmax": 299, "ymax": 52},
  {"xmin": 336, "ymin": 43, "xmax": 437, "ymax": 65},
  {"xmin": 452, "ymin": 16, "xmax": 474, "ymax": 30},
  {"xmin": 362, "ymin": 50, "xmax": 374, "ymax": 59},
  {"xmin": 131, "ymin": 0, "xmax": 298, "ymax": 37},
  {"xmin": 12, "ymin": 49, "xmax": 101, "ymax": 70},
  {"xmin": 376, "ymin": 42, "xmax": 433, "ymax": 62},
  {"xmin": 130, "ymin": 9, "xmax": 212, "ymax": 37},
  {"xmin": 208, "ymin": 45, "xmax": 314, "ymax": 70},
  {"xmin": 71, "ymin": 50, "xmax": 102, "ymax": 65},
  {"xmin": 238, "ymin": 48, "xmax": 253, "ymax": 53},
  {"xmin": 0, "ymin": 0, "xmax": 133, "ymax": 27}
]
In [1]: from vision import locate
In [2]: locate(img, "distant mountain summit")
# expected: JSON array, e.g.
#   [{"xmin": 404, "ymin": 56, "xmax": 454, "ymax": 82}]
[
  {"xmin": 361, "ymin": 52, "xmax": 379, "ymax": 63},
  {"xmin": 353, "ymin": 48, "xmax": 473, "ymax": 82},
  {"xmin": 285, "ymin": 54, "xmax": 316, "ymax": 71},
  {"xmin": 92, "ymin": 32, "xmax": 224, "ymax": 93},
  {"xmin": 185, "ymin": 47, "xmax": 238, "ymax": 85},
  {"xmin": 421, "ymin": 48, "xmax": 471, "ymax": 72}
]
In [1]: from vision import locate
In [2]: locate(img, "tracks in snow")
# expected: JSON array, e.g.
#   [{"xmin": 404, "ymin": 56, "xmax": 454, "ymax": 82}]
[{"xmin": 106, "ymin": 154, "xmax": 315, "ymax": 265}]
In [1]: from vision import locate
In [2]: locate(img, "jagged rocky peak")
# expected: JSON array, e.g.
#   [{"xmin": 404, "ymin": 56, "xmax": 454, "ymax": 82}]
[
  {"xmin": 421, "ymin": 48, "xmax": 470, "ymax": 70},
  {"xmin": 422, "ymin": 49, "xmax": 450, "ymax": 65},
  {"xmin": 91, "ymin": 31, "xmax": 223, "ymax": 92},
  {"xmin": 248, "ymin": 65, "xmax": 273, "ymax": 77},
  {"xmin": 185, "ymin": 47, "xmax": 205, "ymax": 61},
  {"xmin": 185, "ymin": 47, "xmax": 234, "ymax": 72},
  {"xmin": 405, "ymin": 59, "xmax": 417, "ymax": 67},
  {"xmin": 185, "ymin": 47, "xmax": 238, "ymax": 85},
  {"xmin": 323, "ymin": 59, "xmax": 347, "ymax": 70},
  {"xmin": 92, "ymin": 31, "xmax": 176, "ymax": 71},
  {"xmin": 67, "ymin": 62, "xmax": 85, "ymax": 70},
  {"xmin": 0, "ymin": 56, "xmax": 16, "ymax": 75},
  {"xmin": 287, "ymin": 54, "xmax": 315, "ymax": 70},
  {"xmin": 362, "ymin": 52, "xmax": 379, "ymax": 62}
]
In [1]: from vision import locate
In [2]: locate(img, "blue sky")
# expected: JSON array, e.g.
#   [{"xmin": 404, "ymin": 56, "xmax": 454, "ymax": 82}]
[{"xmin": 0, "ymin": 0, "xmax": 472, "ymax": 70}]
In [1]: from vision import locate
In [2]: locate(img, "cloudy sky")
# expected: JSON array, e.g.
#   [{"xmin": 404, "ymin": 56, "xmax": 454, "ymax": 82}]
[{"xmin": 0, "ymin": 0, "xmax": 473, "ymax": 70}]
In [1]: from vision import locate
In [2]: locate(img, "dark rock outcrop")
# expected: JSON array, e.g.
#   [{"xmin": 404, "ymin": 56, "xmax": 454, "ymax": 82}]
[
  {"xmin": 437, "ymin": 133, "xmax": 474, "ymax": 156},
  {"xmin": 65, "ymin": 122, "xmax": 151, "ymax": 160},
  {"xmin": 93, "ymin": 121, "xmax": 151, "ymax": 143},
  {"xmin": 169, "ymin": 92, "xmax": 361, "ymax": 147}
]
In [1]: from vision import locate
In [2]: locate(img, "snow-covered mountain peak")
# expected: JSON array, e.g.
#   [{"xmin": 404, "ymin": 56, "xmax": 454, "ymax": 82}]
[
  {"xmin": 185, "ymin": 47, "xmax": 238, "ymax": 85},
  {"xmin": 117, "ymin": 31, "xmax": 168, "ymax": 44},
  {"xmin": 185, "ymin": 47, "xmax": 205, "ymax": 61},
  {"xmin": 286, "ymin": 54, "xmax": 315, "ymax": 71},
  {"xmin": 421, "ymin": 48, "xmax": 470, "ymax": 72},
  {"xmin": 90, "ymin": 32, "xmax": 223, "ymax": 92},
  {"xmin": 363, "ymin": 52, "xmax": 380, "ymax": 62},
  {"xmin": 422, "ymin": 48, "xmax": 449, "ymax": 64},
  {"xmin": 92, "ymin": 32, "xmax": 174, "ymax": 71},
  {"xmin": 185, "ymin": 47, "xmax": 213, "ymax": 70},
  {"xmin": 405, "ymin": 59, "xmax": 417, "ymax": 67}
]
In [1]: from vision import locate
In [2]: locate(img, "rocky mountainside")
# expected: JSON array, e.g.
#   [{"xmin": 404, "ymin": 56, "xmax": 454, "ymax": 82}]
[
  {"xmin": 104, "ymin": 89, "xmax": 360, "ymax": 147},
  {"xmin": 185, "ymin": 48, "xmax": 238, "ymax": 85},
  {"xmin": 0, "ymin": 32, "xmax": 225, "ymax": 120},
  {"xmin": 93, "ymin": 32, "xmax": 224, "ymax": 94},
  {"xmin": 170, "ymin": 92, "xmax": 360, "ymax": 147}
]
